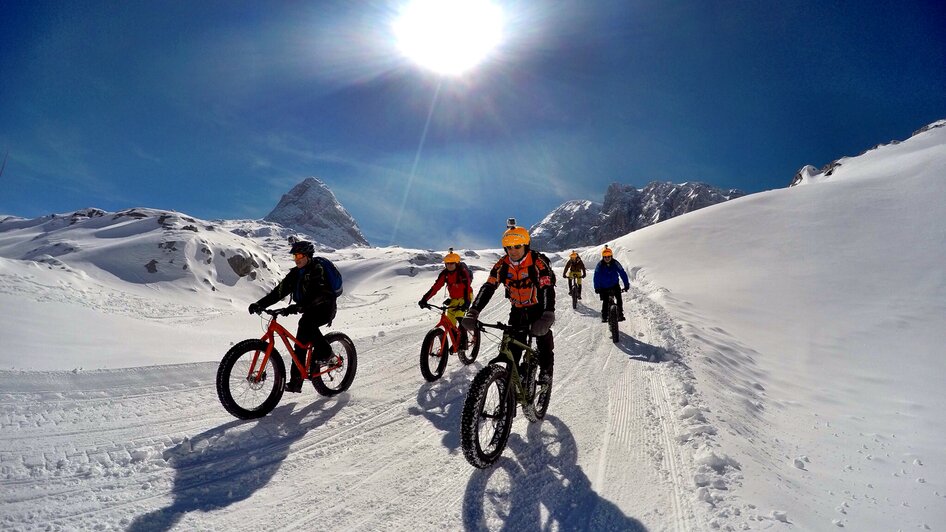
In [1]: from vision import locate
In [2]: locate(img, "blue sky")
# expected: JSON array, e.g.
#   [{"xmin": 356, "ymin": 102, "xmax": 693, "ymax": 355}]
[{"xmin": 2, "ymin": 0, "xmax": 944, "ymax": 249}]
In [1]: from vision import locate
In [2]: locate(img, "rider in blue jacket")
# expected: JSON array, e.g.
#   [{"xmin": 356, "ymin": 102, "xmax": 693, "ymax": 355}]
[{"xmin": 593, "ymin": 245, "xmax": 630, "ymax": 323}]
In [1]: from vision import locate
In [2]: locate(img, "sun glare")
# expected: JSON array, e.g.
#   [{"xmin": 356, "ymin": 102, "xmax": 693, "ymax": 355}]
[{"xmin": 393, "ymin": 0, "xmax": 504, "ymax": 76}]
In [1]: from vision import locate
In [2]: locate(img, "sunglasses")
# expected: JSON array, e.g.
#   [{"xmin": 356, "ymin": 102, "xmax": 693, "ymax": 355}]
[
  {"xmin": 293, "ymin": 253, "xmax": 307, "ymax": 260},
  {"xmin": 505, "ymin": 244, "xmax": 524, "ymax": 250}
]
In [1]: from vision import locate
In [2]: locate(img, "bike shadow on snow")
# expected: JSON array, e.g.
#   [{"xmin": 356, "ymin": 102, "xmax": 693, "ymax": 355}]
[
  {"xmin": 615, "ymin": 332, "xmax": 670, "ymax": 363},
  {"xmin": 128, "ymin": 395, "xmax": 349, "ymax": 532},
  {"xmin": 408, "ymin": 370, "xmax": 472, "ymax": 453},
  {"xmin": 463, "ymin": 415, "xmax": 648, "ymax": 531}
]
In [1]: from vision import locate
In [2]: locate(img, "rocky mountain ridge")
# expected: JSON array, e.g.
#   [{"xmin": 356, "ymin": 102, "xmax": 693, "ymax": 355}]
[{"xmin": 530, "ymin": 181, "xmax": 745, "ymax": 251}]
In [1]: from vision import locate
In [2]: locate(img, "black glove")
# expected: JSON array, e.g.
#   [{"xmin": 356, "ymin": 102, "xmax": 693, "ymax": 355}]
[
  {"xmin": 530, "ymin": 310, "xmax": 555, "ymax": 336},
  {"xmin": 248, "ymin": 303, "xmax": 262, "ymax": 315},
  {"xmin": 461, "ymin": 308, "xmax": 480, "ymax": 330},
  {"xmin": 418, "ymin": 300, "xmax": 428, "ymax": 309},
  {"xmin": 281, "ymin": 304, "xmax": 302, "ymax": 315},
  {"xmin": 622, "ymin": 286, "xmax": 629, "ymax": 293}
]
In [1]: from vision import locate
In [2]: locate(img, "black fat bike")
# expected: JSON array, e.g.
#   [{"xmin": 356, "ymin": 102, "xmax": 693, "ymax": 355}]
[{"xmin": 460, "ymin": 321, "xmax": 553, "ymax": 469}]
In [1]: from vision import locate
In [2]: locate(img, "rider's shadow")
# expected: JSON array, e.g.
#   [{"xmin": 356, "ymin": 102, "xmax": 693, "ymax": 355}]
[
  {"xmin": 614, "ymin": 332, "xmax": 670, "ymax": 363},
  {"xmin": 463, "ymin": 415, "xmax": 648, "ymax": 531},
  {"xmin": 408, "ymin": 370, "xmax": 472, "ymax": 452},
  {"xmin": 127, "ymin": 396, "xmax": 348, "ymax": 532}
]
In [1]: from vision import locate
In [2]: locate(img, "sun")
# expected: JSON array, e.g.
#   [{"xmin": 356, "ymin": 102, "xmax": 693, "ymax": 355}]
[{"xmin": 393, "ymin": 0, "xmax": 504, "ymax": 76}]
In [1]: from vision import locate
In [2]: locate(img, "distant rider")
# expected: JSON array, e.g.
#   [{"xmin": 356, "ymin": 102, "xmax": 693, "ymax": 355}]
[
  {"xmin": 562, "ymin": 251, "xmax": 587, "ymax": 300},
  {"xmin": 462, "ymin": 225, "xmax": 556, "ymax": 383},
  {"xmin": 593, "ymin": 245, "xmax": 629, "ymax": 323},
  {"xmin": 418, "ymin": 248, "xmax": 474, "ymax": 352},
  {"xmin": 248, "ymin": 240, "xmax": 338, "ymax": 393}
]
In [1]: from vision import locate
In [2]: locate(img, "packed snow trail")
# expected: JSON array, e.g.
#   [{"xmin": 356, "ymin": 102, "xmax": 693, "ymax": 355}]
[{"xmin": 1, "ymin": 280, "xmax": 712, "ymax": 531}]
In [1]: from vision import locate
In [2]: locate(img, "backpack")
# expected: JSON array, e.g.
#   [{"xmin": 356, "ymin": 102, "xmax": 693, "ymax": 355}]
[
  {"xmin": 457, "ymin": 261, "xmax": 474, "ymax": 285},
  {"xmin": 313, "ymin": 256, "xmax": 343, "ymax": 297},
  {"xmin": 531, "ymin": 251, "xmax": 556, "ymax": 287}
]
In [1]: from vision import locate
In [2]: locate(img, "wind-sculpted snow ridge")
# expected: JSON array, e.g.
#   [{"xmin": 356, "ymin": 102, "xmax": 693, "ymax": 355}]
[
  {"xmin": 0, "ymin": 207, "xmax": 281, "ymax": 302},
  {"xmin": 791, "ymin": 117, "xmax": 946, "ymax": 186}
]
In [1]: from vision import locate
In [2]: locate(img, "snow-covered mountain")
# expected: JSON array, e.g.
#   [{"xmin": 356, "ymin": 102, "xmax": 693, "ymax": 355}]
[
  {"xmin": 263, "ymin": 177, "xmax": 369, "ymax": 249},
  {"xmin": 530, "ymin": 181, "xmax": 745, "ymax": 251},
  {"xmin": 0, "ymin": 207, "xmax": 281, "ymax": 301},
  {"xmin": 0, "ymin": 119, "xmax": 944, "ymax": 531}
]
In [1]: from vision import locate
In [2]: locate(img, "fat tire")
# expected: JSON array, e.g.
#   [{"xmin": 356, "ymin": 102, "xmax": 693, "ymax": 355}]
[
  {"xmin": 458, "ymin": 326, "xmax": 481, "ymax": 365},
  {"xmin": 461, "ymin": 364, "xmax": 514, "ymax": 468},
  {"xmin": 216, "ymin": 339, "xmax": 285, "ymax": 419},
  {"xmin": 609, "ymin": 302, "xmax": 620, "ymax": 343},
  {"xmin": 312, "ymin": 332, "xmax": 357, "ymax": 396},
  {"xmin": 420, "ymin": 328, "xmax": 449, "ymax": 382},
  {"xmin": 522, "ymin": 361, "xmax": 552, "ymax": 422}
]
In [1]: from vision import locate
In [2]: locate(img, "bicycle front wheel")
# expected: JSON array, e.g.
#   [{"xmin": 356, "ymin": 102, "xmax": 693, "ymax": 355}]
[
  {"xmin": 461, "ymin": 364, "xmax": 514, "ymax": 468},
  {"xmin": 420, "ymin": 328, "xmax": 449, "ymax": 382},
  {"xmin": 216, "ymin": 339, "xmax": 285, "ymax": 419},
  {"xmin": 312, "ymin": 332, "xmax": 357, "ymax": 396}
]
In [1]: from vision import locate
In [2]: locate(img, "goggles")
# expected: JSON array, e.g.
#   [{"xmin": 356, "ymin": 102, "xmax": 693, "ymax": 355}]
[
  {"xmin": 505, "ymin": 244, "xmax": 524, "ymax": 250},
  {"xmin": 293, "ymin": 253, "xmax": 307, "ymax": 260}
]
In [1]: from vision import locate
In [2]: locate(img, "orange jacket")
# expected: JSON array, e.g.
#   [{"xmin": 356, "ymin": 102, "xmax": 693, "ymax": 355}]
[{"xmin": 472, "ymin": 251, "xmax": 555, "ymax": 311}]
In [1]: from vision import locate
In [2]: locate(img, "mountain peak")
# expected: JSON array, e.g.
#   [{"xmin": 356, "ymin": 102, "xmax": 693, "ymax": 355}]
[
  {"xmin": 263, "ymin": 177, "xmax": 369, "ymax": 249},
  {"xmin": 530, "ymin": 181, "xmax": 744, "ymax": 251}
]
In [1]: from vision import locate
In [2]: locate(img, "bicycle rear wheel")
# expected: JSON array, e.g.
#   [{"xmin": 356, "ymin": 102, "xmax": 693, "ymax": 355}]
[
  {"xmin": 312, "ymin": 332, "xmax": 357, "ymax": 396},
  {"xmin": 522, "ymin": 361, "xmax": 552, "ymax": 422},
  {"xmin": 461, "ymin": 364, "xmax": 514, "ymax": 468},
  {"xmin": 458, "ymin": 326, "xmax": 481, "ymax": 365},
  {"xmin": 420, "ymin": 328, "xmax": 449, "ymax": 382},
  {"xmin": 216, "ymin": 339, "xmax": 285, "ymax": 419},
  {"xmin": 609, "ymin": 301, "xmax": 620, "ymax": 343}
]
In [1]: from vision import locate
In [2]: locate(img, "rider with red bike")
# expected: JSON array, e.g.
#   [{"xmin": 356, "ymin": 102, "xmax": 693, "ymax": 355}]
[
  {"xmin": 418, "ymin": 248, "xmax": 474, "ymax": 353},
  {"xmin": 248, "ymin": 240, "xmax": 338, "ymax": 393}
]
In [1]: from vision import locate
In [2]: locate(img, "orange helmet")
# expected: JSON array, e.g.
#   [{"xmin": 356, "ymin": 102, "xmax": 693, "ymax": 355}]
[
  {"xmin": 501, "ymin": 226, "xmax": 530, "ymax": 247},
  {"xmin": 602, "ymin": 245, "xmax": 613, "ymax": 257},
  {"xmin": 570, "ymin": 251, "xmax": 578, "ymax": 259},
  {"xmin": 444, "ymin": 247, "xmax": 461, "ymax": 264}
]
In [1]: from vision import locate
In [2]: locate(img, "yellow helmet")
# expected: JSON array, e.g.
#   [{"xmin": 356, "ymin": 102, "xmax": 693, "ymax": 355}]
[
  {"xmin": 602, "ymin": 245, "xmax": 613, "ymax": 257},
  {"xmin": 501, "ymin": 226, "xmax": 530, "ymax": 247},
  {"xmin": 570, "ymin": 251, "xmax": 578, "ymax": 259},
  {"xmin": 444, "ymin": 247, "xmax": 461, "ymax": 264}
]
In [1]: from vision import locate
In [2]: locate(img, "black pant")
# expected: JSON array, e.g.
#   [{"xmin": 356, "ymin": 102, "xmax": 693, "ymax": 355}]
[
  {"xmin": 290, "ymin": 303, "xmax": 337, "ymax": 383},
  {"xmin": 599, "ymin": 287, "xmax": 623, "ymax": 319},
  {"xmin": 507, "ymin": 306, "xmax": 554, "ymax": 372}
]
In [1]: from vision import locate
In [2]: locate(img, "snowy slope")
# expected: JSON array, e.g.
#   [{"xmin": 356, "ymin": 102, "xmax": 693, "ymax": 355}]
[{"xmin": 1, "ymin": 122, "xmax": 945, "ymax": 530}]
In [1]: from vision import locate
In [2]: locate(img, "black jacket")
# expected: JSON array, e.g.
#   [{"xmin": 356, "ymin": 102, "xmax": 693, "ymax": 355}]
[{"xmin": 255, "ymin": 262, "xmax": 335, "ymax": 312}]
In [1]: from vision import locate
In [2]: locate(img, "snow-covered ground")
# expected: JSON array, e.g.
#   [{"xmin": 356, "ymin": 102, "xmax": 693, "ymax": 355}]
[{"xmin": 1, "ymin": 122, "xmax": 944, "ymax": 530}]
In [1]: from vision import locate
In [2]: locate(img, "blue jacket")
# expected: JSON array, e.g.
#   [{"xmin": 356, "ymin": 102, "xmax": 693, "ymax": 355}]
[{"xmin": 593, "ymin": 259, "xmax": 629, "ymax": 291}]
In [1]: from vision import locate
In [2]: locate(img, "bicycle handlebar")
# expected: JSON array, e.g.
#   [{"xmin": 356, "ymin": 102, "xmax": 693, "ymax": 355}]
[
  {"xmin": 260, "ymin": 307, "xmax": 294, "ymax": 317},
  {"xmin": 476, "ymin": 321, "xmax": 530, "ymax": 333}
]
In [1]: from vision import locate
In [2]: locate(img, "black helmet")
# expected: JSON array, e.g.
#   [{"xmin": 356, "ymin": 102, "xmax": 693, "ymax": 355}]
[{"xmin": 290, "ymin": 240, "xmax": 315, "ymax": 257}]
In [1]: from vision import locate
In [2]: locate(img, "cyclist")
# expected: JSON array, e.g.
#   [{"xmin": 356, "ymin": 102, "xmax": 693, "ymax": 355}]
[
  {"xmin": 593, "ymin": 245, "xmax": 630, "ymax": 323},
  {"xmin": 462, "ymin": 225, "xmax": 556, "ymax": 383},
  {"xmin": 418, "ymin": 248, "xmax": 474, "ymax": 352},
  {"xmin": 248, "ymin": 240, "xmax": 338, "ymax": 393},
  {"xmin": 562, "ymin": 251, "xmax": 587, "ymax": 300}
]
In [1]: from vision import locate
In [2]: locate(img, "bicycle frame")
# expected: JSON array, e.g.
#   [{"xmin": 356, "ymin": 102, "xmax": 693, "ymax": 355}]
[
  {"xmin": 426, "ymin": 305, "xmax": 464, "ymax": 356},
  {"xmin": 482, "ymin": 323, "xmax": 539, "ymax": 407},
  {"xmin": 247, "ymin": 311, "xmax": 338, "ymax": 383}
]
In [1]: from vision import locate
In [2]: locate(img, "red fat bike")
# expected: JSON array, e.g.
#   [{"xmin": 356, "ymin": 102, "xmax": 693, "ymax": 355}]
[
  {"xmin": 419, "ymin": 303, "xmax": 481, "ymax": 381},
  {"xmin": 216, "ymin": 308, "xmax": 357, "ymax": 419}
]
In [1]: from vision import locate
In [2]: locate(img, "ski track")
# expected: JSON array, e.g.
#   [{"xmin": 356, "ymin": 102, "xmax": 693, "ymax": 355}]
[{"xmin": 0, "ymin": 281, "xmax": 719, "ymax": 531}]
